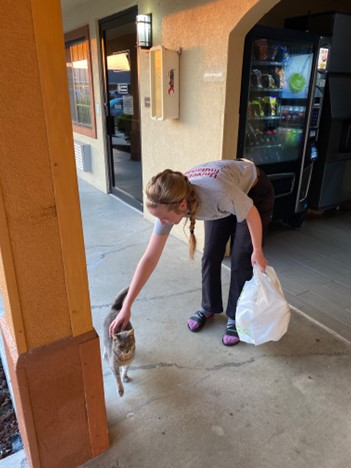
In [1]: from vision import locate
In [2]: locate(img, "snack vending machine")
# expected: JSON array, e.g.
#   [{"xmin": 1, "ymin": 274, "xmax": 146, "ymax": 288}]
[{"xmin": 237, "ymin": 25, "xmax": 320, "ymax": 226}]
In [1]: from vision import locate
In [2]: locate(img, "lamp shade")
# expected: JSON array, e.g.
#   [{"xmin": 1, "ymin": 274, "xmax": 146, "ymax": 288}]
[{"xmin": 136, "ymin": 14, "xmax": 152, "ymax": 49}]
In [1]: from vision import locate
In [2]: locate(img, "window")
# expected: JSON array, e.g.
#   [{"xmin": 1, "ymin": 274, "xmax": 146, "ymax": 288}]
[{"xmin": 65, "ymin": 26, "xmax": 96, "ymax": 138}]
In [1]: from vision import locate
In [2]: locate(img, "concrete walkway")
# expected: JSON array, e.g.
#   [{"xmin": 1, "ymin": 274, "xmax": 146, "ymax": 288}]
[{"xmin": 3, "ymin": 180, "xmax": 351, "ymax": 468}]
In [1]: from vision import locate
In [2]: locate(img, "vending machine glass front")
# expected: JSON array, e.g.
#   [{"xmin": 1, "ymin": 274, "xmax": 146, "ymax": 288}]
[{"xmin": 243, "ymin": 37, "xmax": 315, "ymax": 166}]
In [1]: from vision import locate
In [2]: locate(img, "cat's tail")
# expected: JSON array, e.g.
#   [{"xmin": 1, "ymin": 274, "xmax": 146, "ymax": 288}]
[{"xmin": 111, "ymin": 286, "xmax": 129, "ymax": 310}]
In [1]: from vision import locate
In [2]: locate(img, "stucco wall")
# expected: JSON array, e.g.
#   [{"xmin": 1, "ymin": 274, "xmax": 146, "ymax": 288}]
[
  {"xmin": 62, "ymin": 0, "xmax": 351, "ymax": 249},
  {"xmin": 62, "ymin": 0, "xmax": 279, "ymax": 249},
  {"xmin": 139, "ymin": 0, "xmax": 279, "ymax": 245}
]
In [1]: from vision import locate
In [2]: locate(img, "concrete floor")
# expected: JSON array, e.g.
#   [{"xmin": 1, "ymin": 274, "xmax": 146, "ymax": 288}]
[{"xmin": 3, "ymin": 179, "xmax": 351, "ymax": 468}]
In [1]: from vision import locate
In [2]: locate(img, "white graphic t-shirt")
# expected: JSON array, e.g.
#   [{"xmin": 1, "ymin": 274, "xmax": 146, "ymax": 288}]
[{"xmin": 154, "ymin": 159, "xmax": 258, "ymax": 236}]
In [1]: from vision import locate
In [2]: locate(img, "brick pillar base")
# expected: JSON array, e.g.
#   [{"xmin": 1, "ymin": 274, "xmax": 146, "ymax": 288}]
[{"xmin": 1, "ymin": 318, "xmax": 109, "ymax": 468}]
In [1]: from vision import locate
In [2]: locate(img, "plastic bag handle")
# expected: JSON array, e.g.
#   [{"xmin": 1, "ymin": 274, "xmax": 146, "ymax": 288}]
[{"xmin": 253, "ymin": 264, "xmax": 267, "ymax": 278}]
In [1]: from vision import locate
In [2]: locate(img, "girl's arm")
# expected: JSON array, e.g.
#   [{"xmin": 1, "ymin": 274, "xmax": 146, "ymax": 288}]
[
  {"xmin": 245, "ymin": 205, "xmax": 267, "ymax": 272},
  {"xmin": 109, "ymin": 232, "xmax": 169, "ymax": 334}
]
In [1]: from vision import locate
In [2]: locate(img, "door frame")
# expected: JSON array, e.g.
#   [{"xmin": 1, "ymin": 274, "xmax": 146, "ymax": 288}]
[{"xmin": 99, "ymin": 6, "xmax": 143, "ymax": 211}]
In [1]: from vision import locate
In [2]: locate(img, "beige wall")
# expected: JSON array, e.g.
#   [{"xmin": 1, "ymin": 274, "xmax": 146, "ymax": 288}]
[
  {"xmin": 62, "ymin": 0, "xmax": 351, "ymax": 249},
  {"xmin": 140, "ymin": 0, "xmax": 281, "ymax": 246},
  {"xmin": 62, "ymin": 0, "xmax": 280, "ymax": 249}
]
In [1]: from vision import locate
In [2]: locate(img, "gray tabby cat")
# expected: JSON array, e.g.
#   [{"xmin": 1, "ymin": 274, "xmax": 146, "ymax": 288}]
[{"xmin": 103, "ymin": 287, "xmax": 136, "ymax": 397}]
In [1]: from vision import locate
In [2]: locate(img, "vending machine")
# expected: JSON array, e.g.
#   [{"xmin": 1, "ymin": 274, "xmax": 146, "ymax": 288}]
[
  {"xmin": 237, "ymin": 24, "xmax": 320, "ymax": 226},
  {"xmin": 286, "ymin": 11, "xmax": 351, "ymax": 211}
]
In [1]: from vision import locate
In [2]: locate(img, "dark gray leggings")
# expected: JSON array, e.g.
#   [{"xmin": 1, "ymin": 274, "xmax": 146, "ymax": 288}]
[{"xmin": 201, "ymin": 170, "xmax": 274, "ymax": 320}]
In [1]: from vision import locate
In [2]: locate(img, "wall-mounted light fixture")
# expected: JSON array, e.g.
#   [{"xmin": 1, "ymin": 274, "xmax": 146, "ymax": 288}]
[{"xmin": 136, "ymin": 14, "xmax": 152, "ymax": 49}]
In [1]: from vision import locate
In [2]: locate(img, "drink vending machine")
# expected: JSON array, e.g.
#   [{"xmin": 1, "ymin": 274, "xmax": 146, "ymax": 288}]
[
  {"xmin": 237, "ymin": 24, "xmax": 321, "ymax": 227},
  {"xmin": 286, "ymin": 11, "xmax": 351, "ymax": 211}
]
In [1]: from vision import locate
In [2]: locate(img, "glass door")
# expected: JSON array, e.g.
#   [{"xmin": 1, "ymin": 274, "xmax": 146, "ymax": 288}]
[{"xmin": 100, "ymin": 7, "xmax": 143, "ymax": 210}]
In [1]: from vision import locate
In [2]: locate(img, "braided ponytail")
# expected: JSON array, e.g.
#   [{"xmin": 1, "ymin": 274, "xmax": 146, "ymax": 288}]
[{"xmin": 186, "ymin": 186, "xmax": 198, "ymax": 259}]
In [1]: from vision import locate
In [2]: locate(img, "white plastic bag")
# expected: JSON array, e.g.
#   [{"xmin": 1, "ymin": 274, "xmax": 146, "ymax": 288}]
[{"xmin": 236, "ymin": 265, "xmax": 291, "ymax": 345}]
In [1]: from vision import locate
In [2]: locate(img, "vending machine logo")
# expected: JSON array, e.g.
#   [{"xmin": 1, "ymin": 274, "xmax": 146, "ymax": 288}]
[{"xmin": 283, "ymin": 53, "xmax": 313, "ymax": 99}]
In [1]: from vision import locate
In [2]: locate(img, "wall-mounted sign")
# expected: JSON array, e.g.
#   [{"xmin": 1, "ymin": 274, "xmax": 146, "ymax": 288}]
[
  {"xmin": 123, "ymin": 95, "xmax": 133, "ymax": 115},
  {"xmin": 117, "ymin": 83, "xmax": 129, "ymax": 94}
]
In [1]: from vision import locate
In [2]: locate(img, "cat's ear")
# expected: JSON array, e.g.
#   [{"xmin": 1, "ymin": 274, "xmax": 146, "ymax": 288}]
[{"xmin": 128, "ymin": 329, "xmax": 135, "ymax": 337}]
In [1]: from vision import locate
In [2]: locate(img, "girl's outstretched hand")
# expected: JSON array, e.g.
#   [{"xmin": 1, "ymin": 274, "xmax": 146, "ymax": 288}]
[{"xmin": 109, "ymin": 306, "xmax": 131, "ymax": 336}]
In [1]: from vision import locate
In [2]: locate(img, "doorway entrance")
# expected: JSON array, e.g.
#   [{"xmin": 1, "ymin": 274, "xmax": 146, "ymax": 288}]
[{"xmin": 100, "ymin": 7, "xmax": 143, "ymax": 210}]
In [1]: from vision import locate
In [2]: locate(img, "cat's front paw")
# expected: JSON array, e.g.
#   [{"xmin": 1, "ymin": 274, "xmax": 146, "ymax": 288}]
[
  {"xmin": 118, "ymin": 387, "xmax": 124, "ymax": 397},
  {"xmin": 123, "ymin": 375, "xmax": 131, "ymax": 383}
]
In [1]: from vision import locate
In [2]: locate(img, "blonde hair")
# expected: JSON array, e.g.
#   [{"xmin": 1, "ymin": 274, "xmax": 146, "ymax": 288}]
[{"xmin": 145, "ymin": 169, "xmax": 198, "ymax": 258}]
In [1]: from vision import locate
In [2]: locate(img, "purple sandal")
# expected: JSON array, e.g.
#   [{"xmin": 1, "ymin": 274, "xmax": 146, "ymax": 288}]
[
  {"xmin": 222, "ymin": 322, "xmax": 240, "ymax": 346},
  {"xmin": 187, "ymin": 311, "xmax": 214, "ymax": 332}
]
